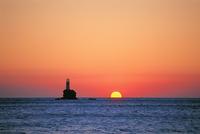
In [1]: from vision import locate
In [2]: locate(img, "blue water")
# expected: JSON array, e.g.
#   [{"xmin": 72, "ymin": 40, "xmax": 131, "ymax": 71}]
[{"xmin": 0, "ymin": 98, "xmax": 200, "ymax": 134}]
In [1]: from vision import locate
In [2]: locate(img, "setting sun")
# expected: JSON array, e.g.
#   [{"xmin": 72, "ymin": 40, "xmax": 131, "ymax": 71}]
[{"xmin": 110, "ymin": 91, "xmax": 122, "ymax": 98}]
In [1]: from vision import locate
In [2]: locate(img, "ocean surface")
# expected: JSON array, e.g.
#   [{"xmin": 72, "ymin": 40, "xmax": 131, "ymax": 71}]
[{"xmin": 0, "ymin": 98, "xmax": 200, "ymax": 134}]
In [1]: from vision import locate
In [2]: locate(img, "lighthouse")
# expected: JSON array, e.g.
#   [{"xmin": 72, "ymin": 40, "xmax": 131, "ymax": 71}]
[{"xmin": 62, "ymin": 79, "xmax": 77, "ymax": 99}]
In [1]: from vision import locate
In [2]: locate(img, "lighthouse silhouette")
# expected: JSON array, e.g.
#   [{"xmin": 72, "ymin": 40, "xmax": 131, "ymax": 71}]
[{"xmin": 62, "ymin": 79, "xmax": 77, "ymax": 99}]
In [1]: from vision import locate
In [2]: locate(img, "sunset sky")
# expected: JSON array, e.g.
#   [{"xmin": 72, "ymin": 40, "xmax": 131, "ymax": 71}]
[{"xmin": 0, "ymin": 0, "xmax": 200, "ymax": 97}]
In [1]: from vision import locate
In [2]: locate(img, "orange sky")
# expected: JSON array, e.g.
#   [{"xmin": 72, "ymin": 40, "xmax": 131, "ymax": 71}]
[{"xmin": 0, "ymin": 0, "xmax": 200, "ymax": 97}]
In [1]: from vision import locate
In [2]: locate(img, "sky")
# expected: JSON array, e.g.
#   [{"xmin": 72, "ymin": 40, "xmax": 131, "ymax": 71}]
[{"xmin": 0, "ymin": 0, "xmax": 200, "ymax": 97}]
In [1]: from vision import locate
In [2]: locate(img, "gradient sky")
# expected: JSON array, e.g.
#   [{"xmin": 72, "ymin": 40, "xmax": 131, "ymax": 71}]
[{"xmin": 0, "ymin": 0, "xmax": 200, "ymax": 97}]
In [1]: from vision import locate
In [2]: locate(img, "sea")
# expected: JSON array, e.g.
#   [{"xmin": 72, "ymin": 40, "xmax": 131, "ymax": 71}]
[{"xmin": 0, "ymin": 98, "xmax": 200, "ymax": 134}]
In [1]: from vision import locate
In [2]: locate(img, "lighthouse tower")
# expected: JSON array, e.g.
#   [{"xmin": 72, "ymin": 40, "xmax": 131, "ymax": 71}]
[
  {"xmin": 62, "ymin": 79, "xmax": 77, "ymax": 99},
  {"xmin": 66, "ymin": 79, "xmax": 70, "ymax": 90}
]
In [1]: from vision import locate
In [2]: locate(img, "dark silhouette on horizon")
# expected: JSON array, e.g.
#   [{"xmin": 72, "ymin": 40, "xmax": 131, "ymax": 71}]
[{"xmin": 61, "ymin": 79, "xmax": 77, "ymax": 99}]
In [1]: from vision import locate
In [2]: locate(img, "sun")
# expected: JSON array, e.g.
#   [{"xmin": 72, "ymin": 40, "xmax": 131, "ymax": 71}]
[{"xmin": 110, "ymin": 91, "xmax": 122, "ymax": 98}]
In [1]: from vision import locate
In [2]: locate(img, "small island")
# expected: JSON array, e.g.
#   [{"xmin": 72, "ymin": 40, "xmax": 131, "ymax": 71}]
[{"xmin": 59, "ymin": 79, "xmax": 77, "ymax": 100}]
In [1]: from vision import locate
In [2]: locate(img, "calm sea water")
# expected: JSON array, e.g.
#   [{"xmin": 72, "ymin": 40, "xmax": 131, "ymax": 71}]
[{"xmin": 0, "ymin": 98, "xmax": 200, "ymax": 134}]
